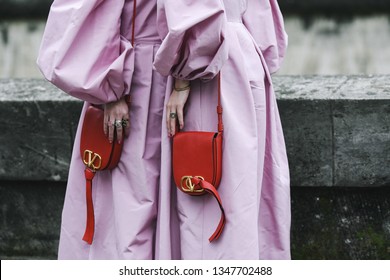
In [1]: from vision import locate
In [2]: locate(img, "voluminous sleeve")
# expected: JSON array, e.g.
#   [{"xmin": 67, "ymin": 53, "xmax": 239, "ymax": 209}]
[
  {"xmin": 242, "ymin": 0, "xmax": 288, "ymax": 74},
  {"xmin": 37, "ymin": 0, "xmax": 134, "ymax": 104},
  {"xmin": 153, "ymin": 0, "xmax": 228, "ymax": 81}
]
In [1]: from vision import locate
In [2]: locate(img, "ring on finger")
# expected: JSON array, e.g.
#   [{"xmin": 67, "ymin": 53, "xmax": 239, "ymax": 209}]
[
  {"xmin": 114, "ymin": 119, "xmax": 122, "ymax": 128},
  {"xmin": 170, "ymin": 112, "xmax": 177, "ymax": 119},
  {"xmin": 122, "ymin": 119, "xmax": 129, "ymax": 128}
]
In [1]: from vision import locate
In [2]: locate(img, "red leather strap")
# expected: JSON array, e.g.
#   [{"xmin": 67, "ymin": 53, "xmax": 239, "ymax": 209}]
[
  {"xmin": 192, "ymin": 177, "xmax": 226, "ymax": 242},
  {"xmin": 124, "ymin": 0, "xmax": 137, "ymax": 103},
  {"xmin": 82, "ymin": 168, "xmax": 95, "ymax": 244},
  {"xmin": 217, "ymin": 73, "xmax": 223, "ymax": 133}
]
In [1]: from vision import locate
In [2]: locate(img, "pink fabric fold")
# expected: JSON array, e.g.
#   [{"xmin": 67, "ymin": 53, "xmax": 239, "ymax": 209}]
[
  {"xmin": 37, "ymin": 0, "xmax": 134, "ymax": 104},
  {"xmin": 242, "ymin": 0, "xmax": 288, "ymax": 74},
  {"xmin": 154, "ymin": 0, "xmax": 228, "ymax": 81}
]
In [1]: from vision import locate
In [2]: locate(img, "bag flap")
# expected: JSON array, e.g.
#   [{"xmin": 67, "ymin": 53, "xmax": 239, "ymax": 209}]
[{"xmin": 80, "ymin": 106, "xmax": 122, "ymax": 170}]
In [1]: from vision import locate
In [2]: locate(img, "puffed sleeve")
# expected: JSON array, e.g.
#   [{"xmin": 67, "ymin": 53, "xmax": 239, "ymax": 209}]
[
  {"xmin": 242, "ymin": 0, "xmax": 288, "ymax": 74},
  {"xmin": 36, "ymin": 0, "xmax": 134, "ymax": 104},
  {"xmin": 153, "ymin": 0, "xmax": 228, "ymax": 81}
]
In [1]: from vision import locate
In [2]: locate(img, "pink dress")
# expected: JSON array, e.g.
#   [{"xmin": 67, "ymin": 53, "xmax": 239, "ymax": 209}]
[
  {"xmin": 153, "ymin": 0, "xmax": 291, "ymax": 259},
  {"xmin": 37, "ymin": 0, "xmax": 165, "ymax": 259}
]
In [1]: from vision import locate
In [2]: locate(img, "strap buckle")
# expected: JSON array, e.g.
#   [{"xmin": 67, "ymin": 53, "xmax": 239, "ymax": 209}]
[{"xmin": 180, "ymin": 176, "xmax": 204, "ymax": 193}]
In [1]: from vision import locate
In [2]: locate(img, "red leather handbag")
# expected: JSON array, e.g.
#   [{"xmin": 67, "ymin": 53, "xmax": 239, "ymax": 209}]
[
  {"xmin": 79, "ymin": 105, "xmax": 124, "ymax": 244},
  {"xmin": 172, "ymin": 75, "xmax": 225, "ymax": 242},
  {"xmin": 79, "ymin": 0, "xmax": 137, "ymax": 245}
]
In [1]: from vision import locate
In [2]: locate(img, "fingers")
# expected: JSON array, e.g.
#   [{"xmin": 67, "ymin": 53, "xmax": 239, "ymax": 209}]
[
  {"xmin": 104, "ymin": 111, "xmax": 108, "ymax": 136},
  {"xmin": 103, "ymin": 110, "xmax": 115, "ymax": 143},
  {"xmin": 169, "ymin": 110, "xmax": 178, "ymax": 136},
  {"xmin": 166, "ymin": 102, "xmax": 177, "ymax": 137},
  {"xmin": 104, "ymin": 98, "xmax": 131, "ymax": 144},
  {"xmin": 166, "ymin": 88, "xmax": 190, "ymax": 137},
  {"xmin": 115, "ymin": 120, "xmax": 124, "ymax": 144},
  {"xmin": 106, "ymin": 117, "xmax": 129, "ymax": 143},
  {"xmin": 177, "ymin": 107, "xmax": 184, "ymax": 130},
  {"xmin": 166, "ymin": 105, "xmax": 172, "ymax": 136},
  {"xmin": 108, "ymin": 119, "xmax": 115, "ymax": 143},
  {"xmin": 166, "ymin": 100, "xmax": 184, "ymax": 137},
  {"xmin": 123, "ymin": 118, "xmax": 130, "ymax": 137},
  {"xmin": 117, "ymin": 116, "xmax": 130, "ymax": 141}
]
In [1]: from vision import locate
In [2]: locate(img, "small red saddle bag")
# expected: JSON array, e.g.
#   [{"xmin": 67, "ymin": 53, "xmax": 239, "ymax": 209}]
[
  {"xmin": 172, "ymin": 75, "xmax": 225, "ymax": 242},
  {"xmin": 79, "ymin": 105, "xmax": 123, "ymax": 244}
]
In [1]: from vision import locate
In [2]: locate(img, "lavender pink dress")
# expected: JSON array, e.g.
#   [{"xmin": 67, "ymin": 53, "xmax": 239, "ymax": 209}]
[
  {"xmin": 153, "ymin": 0, "xmax": 291, "ymax": 259},
  {"xmin": 37, "ymin": 0, "xmax": 165, "ymax": 259}
]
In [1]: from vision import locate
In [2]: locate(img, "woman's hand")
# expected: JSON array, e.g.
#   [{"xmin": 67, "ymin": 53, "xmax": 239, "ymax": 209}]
[
  {"xmin": 166, "ymin": 80, "xmax": 190, "ymax": 137},
  {"xmin": 104, "ymin": 96, "xmax": 130, "ymax": 144}
]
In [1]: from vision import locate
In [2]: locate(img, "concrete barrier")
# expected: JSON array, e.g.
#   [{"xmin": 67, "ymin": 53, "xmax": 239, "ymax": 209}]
[
  {"xmin": 0, "ymin": 76, "xmax": 389, "ymax": 259},
  {"xmin": 276, "ymin": 75, "xmax": 390, "ymax": 187}
]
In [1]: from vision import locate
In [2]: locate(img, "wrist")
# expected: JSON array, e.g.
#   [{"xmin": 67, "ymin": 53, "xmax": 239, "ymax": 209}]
[
  {"xmin": 174, "ymin": 79, "xmax": 190, "ymax": 91},
  {"xmin": 123, "ymin": 95, "xmax": 131, "ymax": 105}
]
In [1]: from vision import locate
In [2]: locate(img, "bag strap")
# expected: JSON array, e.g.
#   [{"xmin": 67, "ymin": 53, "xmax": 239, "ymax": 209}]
[
  {"xmin": 124, "ymin": 0, "xmax": 137, "ymax": 105},
  {"xmin": 199, "ymin": 74, "xmax": 225, "ymax": 242},
  {"xmin": 217, "ymin": 73, "xmax": 223, "ymax": 133},
  {"xmin": 210, "ymin": 73, "xmax": 225, "ymax": 241},
  {"xmin": 82, "ymin": 168, "xmax": 95, "ymax": 244},
  {"xmin": 211, "ymin": 74, "xmax": 225, "ymax": 241},
  {"xmin": 191, "ymin": 177, "xmax": 225, "ymax": 242},
  {"xmin": 82, "ymin": 0, "xmax": 137, "ymax": 245}
]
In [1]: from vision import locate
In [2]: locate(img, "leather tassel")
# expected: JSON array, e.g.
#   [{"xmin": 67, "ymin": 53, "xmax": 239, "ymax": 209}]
[
  {"xmin": 192, "ymin": 177, "xmax": 226, "ymax": 242},
  {"xmin": 82, "ymin": 168, "xmax": 95, "ymax": 244}
]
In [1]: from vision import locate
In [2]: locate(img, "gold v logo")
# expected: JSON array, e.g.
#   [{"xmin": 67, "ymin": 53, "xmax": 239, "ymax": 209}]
[
  {"xmin": 83, "ymin": 150, "xmax": 102, "ymax": 170},
  {"xmin": 180, "ymin": 176, "xmax": 204, "ymax": 193}
]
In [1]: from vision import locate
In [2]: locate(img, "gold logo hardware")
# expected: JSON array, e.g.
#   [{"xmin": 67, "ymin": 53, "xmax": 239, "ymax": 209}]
[
  {"xmin": 181, "ymin": 176, "xmax": 204, "ymax": 193},
  {"xmin": 83, "ymin": 150, "xmax": 102, "ymax": 170}
]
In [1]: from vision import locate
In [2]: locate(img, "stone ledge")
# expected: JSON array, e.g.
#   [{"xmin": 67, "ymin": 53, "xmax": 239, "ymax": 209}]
[
  {"xmin": 0, "ymin": 79, "xmax": 81, "ymax": 182},
  {"xmin": 274, "ymin": 75, "xmax": 390, "ymax": 100},
  {"xmin": 0, "ymin": 76, "xmax": 389, "ymax": 187},
  {"xmin": 275, "ymin": 75, "xmax": 390, "ymax": 187}
]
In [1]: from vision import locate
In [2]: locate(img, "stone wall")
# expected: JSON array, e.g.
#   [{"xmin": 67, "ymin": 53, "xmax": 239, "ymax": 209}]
[{"xmin": 0, "ymin": 76, "xmax": 389, "ymax": 259}]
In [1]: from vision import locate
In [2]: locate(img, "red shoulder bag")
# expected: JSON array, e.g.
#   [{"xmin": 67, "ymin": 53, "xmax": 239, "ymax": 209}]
[{"xmin": 172, "ymin": 74, "xmax": 225, "ymax": 242}]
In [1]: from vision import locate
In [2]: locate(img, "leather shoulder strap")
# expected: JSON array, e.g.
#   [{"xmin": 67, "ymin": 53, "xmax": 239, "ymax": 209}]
[{"xmin": 217, "ymin": 73, "xmax": 223, "ymax": 132}]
